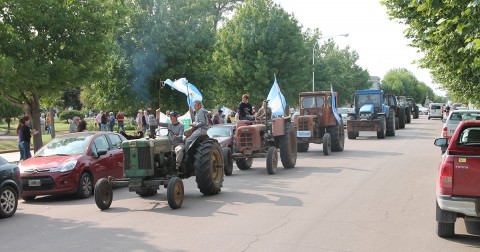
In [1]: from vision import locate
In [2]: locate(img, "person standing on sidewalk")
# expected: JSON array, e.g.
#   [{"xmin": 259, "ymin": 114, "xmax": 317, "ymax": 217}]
[
  {"xmin": 16, "ymin": 118, "xmax": 25, "ymax": 161},
  {"xmin": 19, "ymin": 116, "xmax": 38, "ymax": 160},
  {"xmin": 116, "ymin": 111, "xmax": 125, "ymax": 133}
]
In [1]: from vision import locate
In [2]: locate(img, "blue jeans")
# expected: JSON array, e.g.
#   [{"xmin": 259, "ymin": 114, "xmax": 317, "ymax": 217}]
[
  {"xmin": 22, "ymin": 141, "xmax": 31, "ymax": 160},
  {"xmin": 18, "ymin": 141, "xmax": 25, "ymax": 161},
  {"xmin": 101, "ymin": 124, "xmax": 108, "ymax": 131},
  {"xmin": 117, "ymin": 122, "xmax": 125, "ymax": 132},
  {"xmin": 109, "ymin": 122, "xmax": 115, "ymax": 132}
]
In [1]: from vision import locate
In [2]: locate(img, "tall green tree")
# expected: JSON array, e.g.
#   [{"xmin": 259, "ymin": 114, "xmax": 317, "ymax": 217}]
[
  {"xmin": 382, "ymin": 0, "xmax": 480, "ymax": 105},
  {"xmin": 0, "ymin": 0, "xmax": 117, "ymax": 151},
  {"xmin": 0, "ymin": 97, "xmax": 24, "ymax": 133},
  {"xmin": 212, "ymin": 0, "xmax": 310, "ymax": 109},
  {"xmin": 381, "ymin": 68, "xmax": 438, "ymax": 104}
]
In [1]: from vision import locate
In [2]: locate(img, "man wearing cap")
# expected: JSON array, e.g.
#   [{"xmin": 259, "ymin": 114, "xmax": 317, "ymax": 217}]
[
  {"xmin": 256, "ymin": 100, "xmax": 272, "ymax": 120},
  {"xmin": 69, "ymin": 116, "xmax": 81, "ymax": 133},
  {"xmin": 156, "ymin": 109, "xmax": 185, "ymax": 168}
]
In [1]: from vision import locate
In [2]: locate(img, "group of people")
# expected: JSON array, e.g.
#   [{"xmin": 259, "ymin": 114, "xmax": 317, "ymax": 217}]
[
  {"xmin": 94, "ymin": 111, "xmax": 125, "ymax": 132},
  {"xmin": 237, "ymin": 94, "xmax": 272, "ymax": 121}
]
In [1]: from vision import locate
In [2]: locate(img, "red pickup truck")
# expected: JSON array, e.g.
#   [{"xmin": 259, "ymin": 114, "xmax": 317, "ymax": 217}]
[{"xmin": 434, "ymin": 120, "xmax": 480, "ymax": 237}]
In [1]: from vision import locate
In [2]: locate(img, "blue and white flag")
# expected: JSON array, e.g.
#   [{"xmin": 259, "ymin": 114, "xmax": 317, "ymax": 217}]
[
  {"xmin": 164, "ymin": 78, "xmax": 203, "ymax": 108},
  {"xmin": 267, "ymin": 75, "xmax": 286, "ymax": 117},
  {"xmin": 331, "ymin": 85, "xmax": 341, "ymax": 124}
]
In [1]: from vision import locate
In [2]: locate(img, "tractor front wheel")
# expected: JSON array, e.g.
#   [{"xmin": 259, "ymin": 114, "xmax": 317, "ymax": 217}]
[
  {"xmin": 266, "ymin": 147, "xmax": 278, "ymax": 175},
  {"xmin": 167, "ymin": 177, "xmax": 184, "ymax": 209},
  {"xmin": 323, "ymin": 133, "xmax": 331, "ymax": 155},
  {"xmin": 94, "ymin": 178, "xmax": 112, "ymax": 210}
]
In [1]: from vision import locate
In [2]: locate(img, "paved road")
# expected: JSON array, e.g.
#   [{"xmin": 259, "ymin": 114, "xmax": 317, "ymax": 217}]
[{"xmin": 1, "ymin": 116, "xmax": 479, "ymax": 251}]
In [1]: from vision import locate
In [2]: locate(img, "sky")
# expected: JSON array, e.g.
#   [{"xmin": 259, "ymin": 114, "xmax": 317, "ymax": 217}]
[{"xmin": 273, "ymin": 0, "xmax": 446, "ymax": 95}]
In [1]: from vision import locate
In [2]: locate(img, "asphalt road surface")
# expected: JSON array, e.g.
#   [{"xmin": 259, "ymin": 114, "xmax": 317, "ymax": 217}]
[{"xmin": 1, "ymin": 115, "xmax": 479, "ymax": 251}]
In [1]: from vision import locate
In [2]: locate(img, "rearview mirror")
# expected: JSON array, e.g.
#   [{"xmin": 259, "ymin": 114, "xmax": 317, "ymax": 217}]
[{"xmin": 434, "ymin": 138, "xmax": 448, "ymax": 147}]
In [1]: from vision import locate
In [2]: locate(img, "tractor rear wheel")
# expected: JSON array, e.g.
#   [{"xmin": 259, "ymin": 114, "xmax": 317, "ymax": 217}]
[
  {"xmin": 194, "ymin": 139, "xmax": 224, "ymax": 195},
  {"xmin": 279, "ymin": 123, "xmax": 297, "ymax": 168},
  {"xmin": 222, "ymin": 147, "xmax": 233, "ymax": 176},
  {"xmin": 323, "ymin": 133, "xmax": 331, "ymax": 155},
  {"xmin": 386, "ymin": 108, "xmax": 395, "ymax": 137},
  {"xmin": 236, "ymin": 157, "xmax": 253, "ymax": 170},
  {"xmin": 167, "ymin": 177, "xmax": 184, "ymax": 209},
  {"xmin": 266, "ymin": 146, "xmax": 278, "ymax": 175},
  {"xmin": 329, "ymin": 123, "xmax": 344, "ymax": 152},
  {"xmin": 395, "ymin": 117, "xmax": 399, "ymax": 130},
  {"xmin": 377, "ymin": 116, "xmax": 386, "ymax": 139},
  {"xmin": 347, "ymin": 131, "xmax": 357, "ymax": 139},
  {"xmin": 405, "ymin": 108, "xmax": 412, "ymax": 123},
  {"xmin": 398, "ymin": 107, "xmax": 406, "ymax": 129},
  {"xmin": 297, "ymin": 142, "xmax": 309, "ymax": 152},
  {"xmin": 413, "ymin": 106, "xmax": 419, "ymax": 119},
  {"xmin": 94, "ymin": 178, "xmax": 112, "ymax": 210}
]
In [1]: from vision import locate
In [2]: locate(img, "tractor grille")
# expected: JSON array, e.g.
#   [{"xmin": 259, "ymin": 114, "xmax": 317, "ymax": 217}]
[
  {"xmin": 123, "ymin": 146, "xmax": 152, "ymax": 171},
  {"xmin": 22, "ymin": 176, "xmax": 55, "ymax": 191},
  {"xmin": 238, "ymin": 132, "xmax": 253, "ymax": 148},
  {"xmin": 298, "ymin": 120, "xmax": 308, "ymax": 131}
]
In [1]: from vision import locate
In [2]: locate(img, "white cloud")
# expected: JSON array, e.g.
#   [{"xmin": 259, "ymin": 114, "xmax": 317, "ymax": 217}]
[{"xmin": 274, "ymin": 0, "xmax": 445, "ymax": 95}]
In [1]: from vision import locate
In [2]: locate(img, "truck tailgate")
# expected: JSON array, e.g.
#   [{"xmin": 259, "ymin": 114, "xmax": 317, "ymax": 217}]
[{"xmin": 453, "ymin": 155, "xmax": 480, "ymax": 197}]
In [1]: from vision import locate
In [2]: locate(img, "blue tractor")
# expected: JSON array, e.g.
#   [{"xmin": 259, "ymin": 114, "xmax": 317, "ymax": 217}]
[{"xmin": 346, "ymin": 89, "xmax": 396, "ymax": 139}]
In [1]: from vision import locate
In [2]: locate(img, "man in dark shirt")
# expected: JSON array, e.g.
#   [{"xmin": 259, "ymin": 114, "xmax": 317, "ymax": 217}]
[
  {"xmin": 20, "ymin": 116, "xmax": 38, "ymax": 160},
  {"xmin": 238, "ymin": 94, "xmax": 255, "ymax": 121}
]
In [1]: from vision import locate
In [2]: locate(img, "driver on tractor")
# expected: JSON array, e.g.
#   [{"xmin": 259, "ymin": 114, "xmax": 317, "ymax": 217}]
[
  {"xmin": 156, "ymin": 109, "xmax": 185, "ymax": 169},
  {"xmin": 256, "ymin": 99, "xmax": 272, "ymax": 120}
]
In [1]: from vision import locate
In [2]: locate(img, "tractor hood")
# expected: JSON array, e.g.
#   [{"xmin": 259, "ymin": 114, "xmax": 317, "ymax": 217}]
[{"xmin": 359, "ymin": 104, "xmax": 374, "ymax": 114}]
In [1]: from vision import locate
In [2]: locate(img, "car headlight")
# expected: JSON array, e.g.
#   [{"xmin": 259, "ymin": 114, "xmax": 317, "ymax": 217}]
[{"xmin": 50, "ymin": 160, "xmax": 78, "ymax": 173}]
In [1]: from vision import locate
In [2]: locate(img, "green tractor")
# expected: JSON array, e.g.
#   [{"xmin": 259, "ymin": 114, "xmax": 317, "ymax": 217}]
[
  {"xmin": 94, "ymin": 135, "xmax": 224, "ymax": 210},
  {"xmin": 397, "ymin": 96, "xmax": 411, "ymax": 124}
]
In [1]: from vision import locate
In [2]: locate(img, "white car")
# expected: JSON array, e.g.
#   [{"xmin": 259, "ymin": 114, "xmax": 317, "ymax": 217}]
[
  {"xmin": 441, "ymin": 110, "xmax": 480, "ymax": 139},
  {"xmin": 417, "ymin": 104, "xmax": 428, "ymax": 115}
]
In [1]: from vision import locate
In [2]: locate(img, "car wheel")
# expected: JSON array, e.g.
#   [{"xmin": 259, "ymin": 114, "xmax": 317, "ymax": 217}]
[
  {"xmin": 76, "ymin": 173, "xmax": 93, "ymax": 199},
  {"xmin": 0, "ymin": 186, "xmax": 18, "ymax": 218}
]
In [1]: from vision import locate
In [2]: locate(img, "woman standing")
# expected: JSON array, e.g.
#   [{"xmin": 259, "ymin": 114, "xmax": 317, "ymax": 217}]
[
  {"xmin": 16, "ymin": 118, "xmax": 25, "ymax": 161},
  {"xmin": 19, "ymin": 116, "xmax": 38, "ymax": 160}
]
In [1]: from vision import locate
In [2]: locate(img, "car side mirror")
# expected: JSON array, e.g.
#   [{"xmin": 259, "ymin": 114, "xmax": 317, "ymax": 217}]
[{"xmin": 434, "ymin": 138, "xmax": 448, "ymax": 147}]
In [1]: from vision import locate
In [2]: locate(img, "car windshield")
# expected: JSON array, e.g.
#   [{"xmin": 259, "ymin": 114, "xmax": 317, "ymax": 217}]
[
  {"xmin": 207, "ymin": 126, "xmax": 232, "ymax": 137},
  {"xmin": 36, "ymin": 135, "xmax": 93, "ymax": 156},
  {"xmin": 357, "ymin": 94, "xmax": 381, "ymax": 107}
]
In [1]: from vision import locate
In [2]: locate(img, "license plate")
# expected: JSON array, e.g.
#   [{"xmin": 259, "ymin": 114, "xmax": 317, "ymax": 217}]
[
  {"xmin": 297, "ymin": 131, "xmax": 311, "ymax": 138},
  {"xmin": 28, "ymin": 179, "xmax": 41, "ymax": 187}
]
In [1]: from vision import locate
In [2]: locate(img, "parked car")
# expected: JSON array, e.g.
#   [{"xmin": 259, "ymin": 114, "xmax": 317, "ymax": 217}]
[
  {"xmin": 207, "ymin": 123, "xmax": 235, "ymax": 176},
  {"xmin": 434, "ymin": 120, "xmax": 480, "ymax": 238},
  {"xmin": 337, "ymin": 107, "xmax": 349, "ymax": 127},
  {"xmin": 0, "ymin": 156, "xmax": 21, "ymax": 218},
  {"xmin": 19, "ymin": 132, "xmax": 126, "ymax": 201},
  {"xmin": 441, "ymin": 110, "xmax": 480, "ymax": 139},
  {"xmin": 417, "ymin": 104, "xmax": 428, "ymax": 115}
]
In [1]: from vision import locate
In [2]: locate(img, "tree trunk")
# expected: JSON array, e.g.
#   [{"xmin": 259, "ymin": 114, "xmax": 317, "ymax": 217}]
[
  {"xmin": 49, "ymin": 107, "xmax": 56, "ymax": 139},
  {"xmin": 26, "ymin": 94, "xmax": 44, "ymax": 153}
]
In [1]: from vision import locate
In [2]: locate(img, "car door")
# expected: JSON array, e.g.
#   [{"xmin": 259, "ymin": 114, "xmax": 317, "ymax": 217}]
[
  {"xmin": 106, "ymin": 133, "xmax": 125, "ymax": 178},
  {"xmin": 90, "ymin": 134, "xmax": 115, "ymax": 181}
]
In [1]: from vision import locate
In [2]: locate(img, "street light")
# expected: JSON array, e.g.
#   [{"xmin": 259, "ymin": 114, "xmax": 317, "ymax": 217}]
[{"xmin": 312, "ymin": 33, "xmax": 349, "ymax": 92}]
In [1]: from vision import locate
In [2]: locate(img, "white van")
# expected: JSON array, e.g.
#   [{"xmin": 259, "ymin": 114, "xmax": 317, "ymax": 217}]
[{"xmin": 428, "ymin": 103, "xmax": 443, "ymax": 120}]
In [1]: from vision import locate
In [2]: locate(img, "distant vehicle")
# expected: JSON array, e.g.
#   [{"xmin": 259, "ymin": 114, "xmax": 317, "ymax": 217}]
[
  {"xmin": 452, "ymin": 103, "xmax": 463, "ymax": 110},
  {"xmin": 417, "ymin": 104, "xmax": 428, "ymax": 115},
  {"xmin": 19, "ymin": 132, "xmax": 126, "ymax": 201},
  {"xmin": 207, "ymin": 123, "xmax": 236, "ymax": 175},
  {"xmin": 0, "ymin": 156, "xmax": 21, "ymax": 218},
  {"xmin": 428, "ymin": 103, "xmax": 444, "ymax": 120},
  {"xmin": 440, "ymin": 110, "xmax": 480, "ymax": 153},
  {"xmin": 434, "ymin": 120, "xmax": 480, "ymax": 238},
  {"xmin": 337, "ymin": 107, "xmax": 349, "ymax": 128}
]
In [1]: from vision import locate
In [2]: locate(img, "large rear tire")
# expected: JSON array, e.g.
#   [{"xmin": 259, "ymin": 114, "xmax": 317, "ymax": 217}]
[
  {"xmin": 376, "ymin": 116, "xmax": 386, "ymax": 139},
  {"xmin": 386, "ymin": 108, "xmax": 395, "ymax": 137},
  {"xmin": 222, "ymin": 147, "xmax": 233, "ymax": 176},
  {"xmin": 395, "ymin": 117, "xmax": 399, "ymax": 130},
  {"xmin": 236, "ymin": 157, "xmax": 253, "ymax": 170},
  {"xmin": 413, "ymin": 106, "xmax": 419, "ymax": 119},
  {"xmin": 266, "ymin": 146, "xmax": 278, "ymax": 175},
  {"xmin": 328, "ymin": 123, "xmax": 344, "ymax": 152},
  {"xmin": 297, "ymin": 142, "xmax": 309, "ymax": 152},
  {"xmin": 194, "ymin": 139, "xmax": 224, "ymax": 195},
  {"xmin": 322, "ymin": 133, "xmax": 331, "ymax": 155},
  {"xmin": 94, "ymin": 178, "xmax": 112, "ymax": 210},
  {"xmin": 405, "ymin": 108, "xmax": 412, "ymax": 123},
  {"xmin": 398, "ymin": 107, "xmax": 406, "ymax": 129},
  {"xmin": 167, "ymin": 177, "xmax": 184, "ymax": 209},
  {"xmin": 279, "ymin": 123, "xmax": 297, "ymax": 168}
]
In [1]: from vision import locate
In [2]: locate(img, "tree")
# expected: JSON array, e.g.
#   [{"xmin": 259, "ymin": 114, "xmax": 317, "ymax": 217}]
[
  {"xmin": 212, "ymin": 0, "xmax": 310, "ymax": 109},
  {"xmin": 0, "ymin": 0, "xmax": 118, "ymax": 151},
  {"xmin": 381, "ymin": 68, "xmax": 439, "ymax": 103},
  {"xmin": 0, "ymin": 97, "xmax": 24, "ymax": 133},
  {"xmin": 382, "ymin": 1, "xmax": 480, "ymax": 105}
]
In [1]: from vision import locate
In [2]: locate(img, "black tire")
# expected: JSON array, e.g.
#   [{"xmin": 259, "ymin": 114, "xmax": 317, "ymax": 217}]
[
  {"xmin": 94, "ymin": 178, "xmax": 112, "ymax": 210},
  {"xmin": 167, "ymin": 177, "xmax": 184, "ymax": 209},
  {"xmin": 222, "ymin": 147, "xmax": 233, "ymax": 176},
  {"xmin": 266, "ymin": 146, "xmax": 278, "ymax": 175},
  {"xmin": 386, "ymin": 108, "xmax": 395, "ymax": 137},
  {"xmin": 413, "ymin": 106, "xmax": 419, "ymax": 119},
  {"xmin": 395, "ymin": 117, "xmax": 399, "ymax": 130},
  {"xmin": 347, "ymin": 131, "xmax": 357, "ymax": 139},
  {"xmin": 398, "ymin": 107, "xmax": 406, "ymax": 129},
  {"xmin": 437, "ymin": 222, "xmax": 455, "ymax": 238},
  {"xmin": 135, "ymin": 187, "xmax": 157, "ymax": 197},
  {"xmin": 236, "ymin": 157, "xmax": 253, "ymax": 170},
  {"xmin": 377, "ymin": 116, "xmax": 386, "ymax": 139},
  {"xmin": 279, "ymin": 123, "xmax": 297, "ymax": 168},
  {"xmin": 297, "ymin": 142, "xmax": 309, "ymax": 152},
  {"xmin": 21, "ymin": 195, "xmax": 36, "ymax": 201},
  {"xmin": 328, "ymin": 123, "xmax": 344, "ymax": 152},
  {"xmin": 322, "ymin": 133, "xmax": 331, "ymax": 155},
  {"xmin": 405, "ymin": 108, "xmax": 412, "ymax": 123},
  {"xmin": 76, "ymin": 173, "xmax": 93, "ymax": 199},
  {"xmin": 194, "ymin": 139, "xmax": 224, "ymax": 195},
  {"xmin": 0, "ymin": 186, "xmax": 18, "ymax": 218}
]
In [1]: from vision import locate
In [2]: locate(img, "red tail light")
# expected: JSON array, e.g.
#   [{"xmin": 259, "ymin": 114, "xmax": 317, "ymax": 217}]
[
  {"xmin": 438, "ymin": 155, "xmax": 453, "ymax": 195},
  {"xmin": 441, "ymin": 125, "xmax": 447, "ymax": 137}
]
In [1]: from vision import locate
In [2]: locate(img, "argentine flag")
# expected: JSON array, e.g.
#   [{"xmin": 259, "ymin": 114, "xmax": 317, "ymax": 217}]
[
  {"xmin": 164, "ymin": 78, "xmax": 203, "ymax": 108},
  {"xmin": 267, "ymin": 76, "xmax": 286, "ymax": 117}
]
